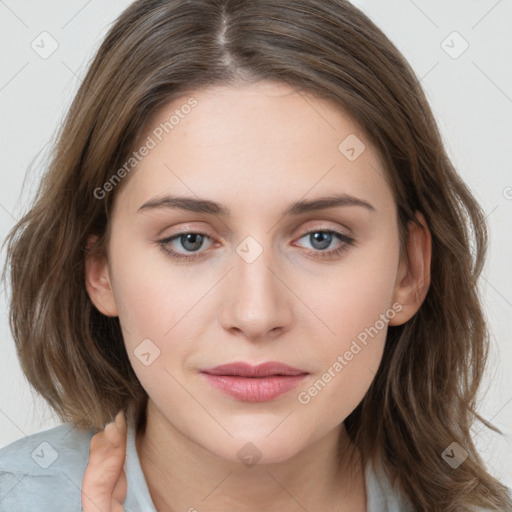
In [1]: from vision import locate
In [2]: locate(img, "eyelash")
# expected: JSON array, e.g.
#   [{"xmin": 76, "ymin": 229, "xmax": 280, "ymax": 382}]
[{"xmin": 157, "ymin": 229, "xmax": 355, "ymax": 262}]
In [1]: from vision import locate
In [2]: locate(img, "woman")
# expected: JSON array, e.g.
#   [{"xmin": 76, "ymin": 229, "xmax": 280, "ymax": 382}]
[{"xmin": 1, "ymin": 1, "xmax": 510, "ymax": 510}]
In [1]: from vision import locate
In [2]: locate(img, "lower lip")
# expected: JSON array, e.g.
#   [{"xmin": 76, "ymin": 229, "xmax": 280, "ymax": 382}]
[{"xmin": 201, "ymin": 373, "xmax": 308, "ymax": 402}]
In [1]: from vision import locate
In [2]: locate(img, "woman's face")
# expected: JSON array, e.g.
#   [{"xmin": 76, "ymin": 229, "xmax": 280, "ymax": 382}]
[{"xmin": 88, "ymin": 80, "xmax": 422, "ymax": 464}]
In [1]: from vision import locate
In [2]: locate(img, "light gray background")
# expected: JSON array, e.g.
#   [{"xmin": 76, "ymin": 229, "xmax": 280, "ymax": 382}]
[{"xmin": 1, "ymin": 0, "xmax": 511, "ymax": 489}]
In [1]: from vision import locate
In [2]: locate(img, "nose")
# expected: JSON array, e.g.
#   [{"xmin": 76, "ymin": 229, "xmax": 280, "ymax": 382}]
[{"xmin": 218, "ymin": 238, "xmax": 293, "ymax": 342}]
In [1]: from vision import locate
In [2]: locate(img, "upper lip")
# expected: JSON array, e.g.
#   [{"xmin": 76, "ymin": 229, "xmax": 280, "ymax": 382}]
[{"xmin": 200, "ymin": 362, "xmax": 308, "ymax": 377}]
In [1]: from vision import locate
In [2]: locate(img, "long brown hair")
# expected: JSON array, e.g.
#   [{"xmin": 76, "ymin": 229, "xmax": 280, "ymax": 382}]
[{"xmin": 2, "ymin": 0, "xmax": 510, "ymax": 510}]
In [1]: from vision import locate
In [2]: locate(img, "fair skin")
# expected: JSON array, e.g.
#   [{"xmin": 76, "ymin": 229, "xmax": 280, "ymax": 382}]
[{"xmin": 83, "ymin": 80, "xmax": 431, "ymax": 511}]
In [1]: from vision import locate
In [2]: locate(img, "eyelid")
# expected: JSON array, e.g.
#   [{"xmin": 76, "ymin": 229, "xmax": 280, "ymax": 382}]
[
  {"xmin": 294, "ymin": 227, "xmax": 353, "ymax": 245},
  {"xmin": 292, "ymin": 219, "xmax": 354, "ymax": 236},
  {"xmin": 157, "ymin": 220, "xmax": 351, "ymax": 244}
]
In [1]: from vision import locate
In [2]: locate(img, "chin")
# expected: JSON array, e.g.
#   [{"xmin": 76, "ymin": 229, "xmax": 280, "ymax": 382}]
[{"xmin": 207, "ymin": 431, "xmax": 307, "ymax": 466}]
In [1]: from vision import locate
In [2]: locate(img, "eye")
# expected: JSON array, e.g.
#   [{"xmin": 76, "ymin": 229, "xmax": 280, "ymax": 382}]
[
  {"xmin": 157, "ymin": 228, "xmax": 355, "ymax": 262},
  {"xmin": 293, "ymin": 229, "xmax": 355, "ymax": 260},
  {"xmin": 157, "ymin": 231, "xmax": 215, "ymax": 261}
]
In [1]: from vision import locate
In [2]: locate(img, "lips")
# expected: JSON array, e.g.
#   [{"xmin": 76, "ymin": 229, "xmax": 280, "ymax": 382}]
[
  {"xmin": 200, "ymin": 362, "xmax": 309, "ymax": 402},
  {"xmin": 200, "ymin": 361, "xmax": 307, "ymax": 378}
]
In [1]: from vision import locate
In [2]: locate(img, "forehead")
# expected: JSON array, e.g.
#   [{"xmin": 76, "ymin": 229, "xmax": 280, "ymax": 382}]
[{"xmin": 114, "ymin": 80, "xmax": 393, "ymax": 217}]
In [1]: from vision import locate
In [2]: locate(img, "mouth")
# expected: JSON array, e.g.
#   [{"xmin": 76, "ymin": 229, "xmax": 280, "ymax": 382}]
[
  {"xmin": 200, "ymin": 361, "xmax": 308, "ymax": 377},
  {"xmin": 200, "ymin": 361, "xmax": 309, "ymax": 402}
]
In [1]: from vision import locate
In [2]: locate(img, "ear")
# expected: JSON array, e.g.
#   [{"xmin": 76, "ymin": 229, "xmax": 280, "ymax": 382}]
[
  {"xmin": 84, "ymin": 235, "xmax": 119, "ymax": 317},
  {"xmin": 389, "ymin": 211, "xmax": 432, "ymax": 326}
]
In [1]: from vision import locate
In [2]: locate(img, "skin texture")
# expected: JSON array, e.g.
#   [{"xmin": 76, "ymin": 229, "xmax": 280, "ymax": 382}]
[
  {"xmin": 84, "ymin": 80, "xmax": 431, "ymax": 511},
  {"xmin": 82, "ymin": 412, "xmax": 127, "ymax": 512}
]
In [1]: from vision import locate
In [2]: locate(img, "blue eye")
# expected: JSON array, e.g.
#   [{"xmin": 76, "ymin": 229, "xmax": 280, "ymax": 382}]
[
  {"xmin": 294, "ymin": 229, "xmax": 355, "ymax": 260},
  {"xmin": 158, "ymin": 231, "xmax": 213, "ymax": 261},
  {"xmin": 157, "ymin": 229, "xmax": 355, "ymax": 262}
]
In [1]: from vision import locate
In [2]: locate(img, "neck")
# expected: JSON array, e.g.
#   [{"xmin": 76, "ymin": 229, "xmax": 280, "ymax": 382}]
[{"xmin": 136, "ymin": 399, "xmax": 366, "ymax": 512}]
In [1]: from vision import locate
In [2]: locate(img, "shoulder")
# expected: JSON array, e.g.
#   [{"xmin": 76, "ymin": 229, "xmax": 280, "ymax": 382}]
[
  {"xmin": 366, "ymin": 459, "xmax": 512, "ymax": 512},
  {"xmin": 0, "ymin": 423, "xmax": 96, "ymax": 511},
  {"xmin": 365, "ymin": 460, "xmax": 415, "ymax": 511}
]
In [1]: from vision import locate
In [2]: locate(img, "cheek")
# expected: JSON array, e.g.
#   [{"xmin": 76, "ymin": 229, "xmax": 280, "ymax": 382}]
[
  {"xmin": 293, "ymin": 233, "xmax": 398, "ymax": 409},
  {"xmin": 109, "ymin": 238, "xmax": 197, "ymax": 339},
  {"xmin": 299, "ymin": 231, "xmax": 399, "ymax": 351},
  {"xmin": 108, "ymin": 247, "xmax": 196, "ymax": 408},
  {"xmin": 108, "ymin": 240, "xmax": 215, "ymax": 392}
]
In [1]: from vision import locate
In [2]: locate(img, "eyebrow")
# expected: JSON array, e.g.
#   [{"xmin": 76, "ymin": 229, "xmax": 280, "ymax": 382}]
[{"xmin": 137, "ymin": 193, "xmax": 376, "ymax": 216}]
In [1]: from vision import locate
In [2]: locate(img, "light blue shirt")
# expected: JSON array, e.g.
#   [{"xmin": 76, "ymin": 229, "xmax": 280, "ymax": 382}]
[{"xmin": 0, "ymin": 418, "xmax": 480, "ymax": 511}]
